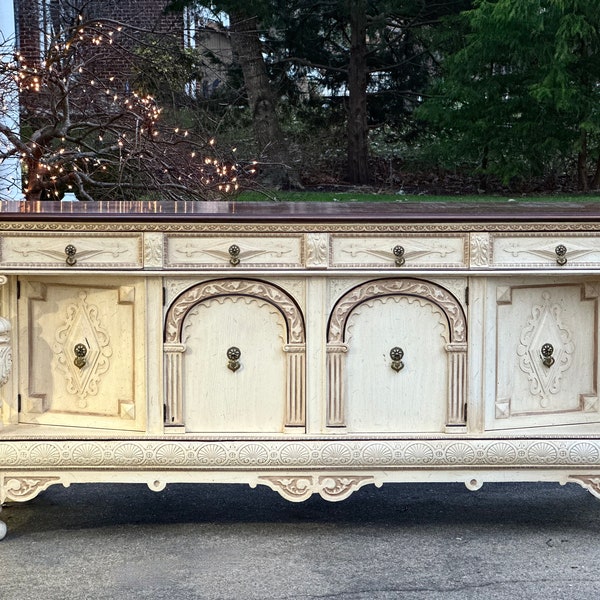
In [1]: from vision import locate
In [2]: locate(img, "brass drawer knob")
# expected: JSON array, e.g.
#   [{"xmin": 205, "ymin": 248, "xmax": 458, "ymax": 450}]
[
  {"xmin": 555, "ymin": 245, "xmax": 567, "ymax": 266},
  {"xmin": 228, "ymin": 244, "xmax": 241, "ymax": 266},
  {"xmin": 73, "ymin": 343, "xmax": 87, "ymax": 369},
  {"xmin": 390, "ymin": 346, "xmax": 404, "ymax": 372},
  {"xmin": 541, "ymin": 343, "xmax": 555, "ymax": 367},
  {"xmin": 65, "ymin": 244, "xmax": 77, "ymax": 266},
  {"xmin": 393, "ymin": 245, "xmax": 405, "ymax": 267},
  {"xmin": 227, "ymin": 346, "xmax": 241, "ymax": 372}
]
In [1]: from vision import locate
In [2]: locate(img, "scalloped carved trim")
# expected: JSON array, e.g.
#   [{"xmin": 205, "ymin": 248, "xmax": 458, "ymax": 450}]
[
  {"xmin": 255, "ymin": 474, "xmax": 378, "ymax": 502},
  {"xmin": 3, "ymin": 439, "xmax": 600, "ymax": 471}
]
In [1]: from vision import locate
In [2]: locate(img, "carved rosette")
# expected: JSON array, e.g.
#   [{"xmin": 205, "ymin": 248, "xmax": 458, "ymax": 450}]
[
  {"xmin": 164, "ymin": 279, "xmax": 306, "ymax": 428},
  {"xmin": 326, "ymin": 278, "xmax": 467, "ymax": 429}
]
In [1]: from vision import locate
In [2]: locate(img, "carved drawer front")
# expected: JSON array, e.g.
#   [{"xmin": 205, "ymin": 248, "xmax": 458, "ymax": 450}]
[
  {"xmin": 0, "ymin": 233, "xmax": 143, "ymax": 269},
  {"xmin": 164, "ymin": 234, "xmax": 304, "ymax": 269},
  {"xmin": 330, "ymin": 234, "xmax": 468, "ymax": 269},
  {"xmin": 18, "ymin": 277, "xmax": 146, "ymax": 431},
  {"xmin": 491, "ymin": 234, "xmax": 600, "ymax": 268},
  {"xmin": 488, "ymin": 279, "xmax": 600, "ymax": 430}
]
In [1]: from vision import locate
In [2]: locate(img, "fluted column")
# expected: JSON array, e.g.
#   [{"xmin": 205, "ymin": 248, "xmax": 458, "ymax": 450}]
[
  {"xmin": 164, "ymin": 343, "xmax": 186, "ymax": 426},
  {"xmin": 326, "ymin": 344, "xmax": 348, "ymax": 426},
  {"xmin": 446, "ymin": 343, "xmax": 468, "ymax": 427},
  {"xmin": 284, "ymin": 344, "xmax": 305, "ymax": 426}
]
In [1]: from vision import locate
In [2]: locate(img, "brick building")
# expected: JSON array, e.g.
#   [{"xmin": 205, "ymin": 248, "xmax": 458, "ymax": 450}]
[
  {"xmin": 15, "ymin": 0, "xmax": 182, "ymax": 88},
  {"xmin": 14, "ymin": 0, "xmax": 231, "ymax": 96}
]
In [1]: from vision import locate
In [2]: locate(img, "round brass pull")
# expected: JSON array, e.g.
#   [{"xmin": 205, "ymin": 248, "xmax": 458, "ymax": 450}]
[
  {"xmin": 541, "ymin": 343, "xmax": 555, "ymax": 367},
  {"xmin": 228, "ymin": 244, "xmax": 241, "ymax": 266},
  {"xmin": 390, "ymin": 346, "xmax": 404, "ymax": 372},
  {"xmin": 393, "ymin": 245, "xmax": 405, "ymax": 267},
  {"xmin": 555, "ymin": 245, "xmax": 567, "ymax": 266},
  {"xmin": 73, "ymin": 343, "xmax": 87, "ymax": 369},
  {"xmin": 227, "ymin": 346, "xmax": 241, "ymax": 372},
  {"xmin": 65, "ymin": 244, "xmax": 77, "ymax": 266}
]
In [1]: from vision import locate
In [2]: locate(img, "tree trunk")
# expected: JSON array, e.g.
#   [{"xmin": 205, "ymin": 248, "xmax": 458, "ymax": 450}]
[
  {"xmin": 577, "ymin": 130, "xmax": 589, "ymax": 192},
  {"xmin": 591, "ymin": 154, "xmax": 600, "ymax": 190},
  {"xmin": 347, "ymin": 0, "xmax": 369, "ymax": 185},
  {"xmin": 229, "ymin": 11, "xmax": 298, "ymax": 189}
]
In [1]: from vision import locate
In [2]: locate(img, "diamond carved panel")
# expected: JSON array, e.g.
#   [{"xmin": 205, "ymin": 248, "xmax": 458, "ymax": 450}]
[
  {"xmin": 54, "ymin": 291, "xmax": 112, "ymax": 407},
  {"xmin": 493, "ymin": 282, "xmax": 599, "ymax": 428},
  {"xmin": 517, "ymin": 292, "xmax": 574, "ymax": 406}
]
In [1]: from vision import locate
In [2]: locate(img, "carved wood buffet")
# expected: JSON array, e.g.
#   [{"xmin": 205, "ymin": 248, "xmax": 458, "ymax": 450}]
[{"xmin": 2, "ymin": 199, "xmax": 600, "ymax": 537}]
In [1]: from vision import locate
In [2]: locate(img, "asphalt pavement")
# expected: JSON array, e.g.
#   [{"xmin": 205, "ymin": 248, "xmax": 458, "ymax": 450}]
[{"xmin": 1, "ymin": 480, "xmax": 600, "ymax": 600}]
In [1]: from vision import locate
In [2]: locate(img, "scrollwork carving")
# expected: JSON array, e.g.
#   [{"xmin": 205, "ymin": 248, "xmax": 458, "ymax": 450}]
[
  {"xmin": 569, "ymin": 475, "xmax": 600, "ymax": 500},
  {"xmin": 328, "ymin": 278, "xmax": 466, "ymax": 343},
  {"xmin": 54, "ymin": 291, "xmax": 112, "ymax": 407},
  {"xmin": 256, "ymin": 474, "xmax": 377, "ymax": 502},
  {"xmin": 1, "ymin": 476, "xmax": 62, "ymax": 502},
  {"xmin": 165, "ymin": 279, "xmax": 305, "ymax": 344},
  {"xmin": 305, "ymin": 233, "xmax": 328, "ymax": 268},
  {"xmin": 0, "ymin": 317, "xmax": 12, "ymax": 386},
  {"xmin": 517, "ymin": 292, "xmax": 575, "ymax": 403}
]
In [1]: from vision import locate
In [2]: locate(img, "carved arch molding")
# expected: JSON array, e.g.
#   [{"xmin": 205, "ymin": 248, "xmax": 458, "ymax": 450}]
[
  {"xmin": 326, "ymin": 278, "xmax": 468, "ymax": 428},
  {"xmin": 163, "ymin": 279, "xmax": 306, "ymax": 427}
]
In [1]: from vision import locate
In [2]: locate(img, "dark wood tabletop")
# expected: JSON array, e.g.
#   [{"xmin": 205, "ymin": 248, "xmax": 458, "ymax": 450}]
[{"xmin": 1, "ymin": 200, "xmax": 599, "ymax": 223}]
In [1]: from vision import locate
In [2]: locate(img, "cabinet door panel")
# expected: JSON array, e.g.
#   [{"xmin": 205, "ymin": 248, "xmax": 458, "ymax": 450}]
[
  {"xmin": 345, "ymin": 297, "xmax": 448, "ymax": 433},
  {"xmin": 182, "ymin": 298, "xmax": 288, "ymax": 432},
  {"xmin": 489, "ymin": 280, "xmax": 599, "ymax": 429},
  {"xmin": 18, "ymin": 278, "xmax": 146, "ymax": 430}
]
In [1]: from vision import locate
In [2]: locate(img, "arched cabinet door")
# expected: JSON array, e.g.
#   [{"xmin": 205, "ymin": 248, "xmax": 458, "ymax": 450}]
[
  {"xmin": 164, "ymin": 279, "xmax": 305, "ymax": 433},
  {"xmin": 327, "ymin": 278, "xmax": 467, "ymax": 433}
]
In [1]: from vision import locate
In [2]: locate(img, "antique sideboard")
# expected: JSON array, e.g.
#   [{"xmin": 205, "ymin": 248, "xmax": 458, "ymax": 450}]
[{"xmin": 2, "ymin": 199, "xmax": 600, "ymax": 537}]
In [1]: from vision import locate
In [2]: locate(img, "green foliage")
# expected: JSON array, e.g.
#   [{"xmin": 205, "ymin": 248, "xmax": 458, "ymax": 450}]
[{"xmin": 417, "ymin": 0, "xmax": 600, "ymax": 188}]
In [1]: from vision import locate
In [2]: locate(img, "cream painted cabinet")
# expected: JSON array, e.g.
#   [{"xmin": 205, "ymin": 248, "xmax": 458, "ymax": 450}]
[
  {"xmin": 17, "ymin": 277, "xmax": 146, "ymax": 431},
  {"xmin": 3, "ymin": 201, "xmax": 600, "ymax": 538}
]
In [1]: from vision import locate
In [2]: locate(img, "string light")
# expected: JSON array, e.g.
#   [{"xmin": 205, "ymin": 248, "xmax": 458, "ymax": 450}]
[{"xmin": 5, "ymin": 16, "xmax": 245, "ymax": 200}]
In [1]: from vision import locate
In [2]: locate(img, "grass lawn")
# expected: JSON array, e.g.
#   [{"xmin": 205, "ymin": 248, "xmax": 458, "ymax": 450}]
[{"xmin": 237, "ymin": 190, "xmax": 600, "ymax": 203}]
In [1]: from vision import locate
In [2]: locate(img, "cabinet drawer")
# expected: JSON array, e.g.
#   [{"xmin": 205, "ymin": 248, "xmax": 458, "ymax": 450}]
[
  {"xmin": 165, "ymin": 234, "xmax": 304, "ymax": 268},
  {"xmin": 330, "ymin": 234, "xmax": 468, "ymax": 269},
  {"xmin": 0, "ymin": 233, "xmax": 143, "ymax": 269},
  {"xmin": 491, "ymin": 234, "xmax": 600, "ymax": 268}
]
